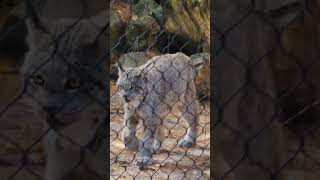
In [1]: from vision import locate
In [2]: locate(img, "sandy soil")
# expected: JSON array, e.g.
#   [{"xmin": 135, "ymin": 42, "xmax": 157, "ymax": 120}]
[
  {"xmin": 0, "ymin": 74, "xmax": 210, "ymax": 180},
  {"xmin": 0, "ymin": 73, "xmax": 46, "ymax": 179},
  {"xmin": 1, "ymin": 75, "xmax": 320, "ymax": 180}
]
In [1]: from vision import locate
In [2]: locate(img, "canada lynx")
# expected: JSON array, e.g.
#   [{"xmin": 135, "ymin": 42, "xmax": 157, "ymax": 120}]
[
  {"xmin": 116, "ymin": 52, "xmax": 199, "ymax": 166},
  {"xmin": 21, "ymin": 12, "xmax": 108, "ymax": 180}
]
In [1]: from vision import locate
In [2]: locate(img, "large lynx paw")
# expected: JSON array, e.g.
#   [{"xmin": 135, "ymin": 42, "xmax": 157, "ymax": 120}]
[
  {"xmin": 178, "ymin": 136, "xmax": 195, "ymax": 148},
  {"xmin": 152, "ymin": 140, "xmax": 161, "ymax": 154},
  {"xmin": 135, "ymin": 156, "xmax": 152, "ymax": 167}
]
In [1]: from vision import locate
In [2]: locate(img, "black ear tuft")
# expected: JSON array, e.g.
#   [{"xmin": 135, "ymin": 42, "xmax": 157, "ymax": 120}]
[
  {"xmin": 117, "ymin": 62, "xmax": 125, "ymax": 73},
  {"xmin": 25, "ymin": 0, "xmax": 50, "ymax": 48},
  {"xmin": 25, "ymin": 0, "xmax": 48, "ymax": 33}
]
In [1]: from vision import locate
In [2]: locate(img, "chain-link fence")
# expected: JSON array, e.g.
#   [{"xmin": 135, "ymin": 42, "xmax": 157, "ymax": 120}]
[
  {"xmin": 109, "ymin": 0, "xmax": 210, "ymax": 179},
  {"xmin": 2, "ymin": 0, "xmax": 320, "ymax": 180},
  {"xmin": 213, "ymin": 0, "xmax": 320, "ymax": 180},
  {"xmin": 0, "ymin": 0, "xmax": 108, "ymax": 179},
  {"xmin": 0, "ymin": 0, "xmax": 210, "ymax": 179}
]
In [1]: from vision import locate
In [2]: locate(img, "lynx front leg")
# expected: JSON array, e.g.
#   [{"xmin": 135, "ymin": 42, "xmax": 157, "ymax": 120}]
[
  {"xmin": 44, "ymin": 131, "xmax": 82, "ymax": 180},
  {"xmin": 135, "ymin": 118, "xmax": 159, "ymax": 166},
  {"xmin": 153, "ymin": 125, "xmax": 165, "ymax": 154},
  {"xmin": 122, "ymin": 108, "xmax": 139, "ymax": 151}
]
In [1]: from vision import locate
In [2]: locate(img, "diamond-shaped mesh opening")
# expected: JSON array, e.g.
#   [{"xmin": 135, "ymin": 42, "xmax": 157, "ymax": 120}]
[
  {"xmin": 2, "ymin": 0, "xmax": 320, "ymax": 180},
  {"xmin": 213, "ymin": 0, "xmax": 320, "ymax": 180}
]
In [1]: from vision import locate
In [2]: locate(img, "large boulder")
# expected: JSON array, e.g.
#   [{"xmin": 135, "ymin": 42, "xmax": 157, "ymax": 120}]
[
  {"xmin": 110, "ymin": 52, "xmax": 150, "ymax": 81},
  {"xmin": 160, "ymin": 0, "xmax": 210, "ymax": 52},
  {"xmin": 110, "ymin": 9, "xmax": 126, "ymax": 59},
  {"xmin": 125, "ymin": 14, "xmax": 160, "ymax": 51},
  {"xmin": 125, "ymin": 0, "xmax": 162, "ymax": 51},
  {"xmin": 118, "ymin": 52, "xmax": 150, "ymax": 68},
  {"xmin": 132, "ymin": 0, "xmax": 161, "ymax": 17}
]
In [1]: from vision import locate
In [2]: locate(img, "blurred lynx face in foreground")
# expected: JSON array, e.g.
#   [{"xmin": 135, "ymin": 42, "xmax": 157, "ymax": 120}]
[
  {"xmin": 117, "ymin": 52, "xmax": 199, "ymax": 166},
  {"xmin": 21, "ymin": 12, "xmax": 108, "ymax": 180}
]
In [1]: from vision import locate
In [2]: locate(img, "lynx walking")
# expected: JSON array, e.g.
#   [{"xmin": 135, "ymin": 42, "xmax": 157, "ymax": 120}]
[{"xmin": 117, "ymin": 52, "xmax": 199, "ymax": 166}]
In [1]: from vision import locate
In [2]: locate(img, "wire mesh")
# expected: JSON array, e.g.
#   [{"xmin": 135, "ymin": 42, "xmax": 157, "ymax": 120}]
[
  {"xmin": 2, "ymin": 0, "xmax": 320, "ymax": 180},
  {"xmin": 213, "ymin": 0, "xmax": 320, "ymax": 180},
  {"xmin": 110, "ymin": 0, "xmax": 210, "ymax": 179},
  {"xmin": 0, "ymin": 0, "xmax": 108, "ymax": 179},
  {"xmin": 0, "ymin": 0, "xmax": 210, "ymax": 179}
]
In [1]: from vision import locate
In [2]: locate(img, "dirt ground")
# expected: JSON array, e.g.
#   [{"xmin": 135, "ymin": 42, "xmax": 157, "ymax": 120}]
[
  {"xmin": 0, "ymin": 74, "xmax": 210, "ymax": 180},
  {"xmin": 110, "ymin": 82, "xmax": 211, "ymax": 180},
  {"xmin": 0, "ymin": 73, "xmax": 45, "ymax": 179},
  {"xmin": 1, "ymin": 74, "xmax": 320, "ymax": 180}
]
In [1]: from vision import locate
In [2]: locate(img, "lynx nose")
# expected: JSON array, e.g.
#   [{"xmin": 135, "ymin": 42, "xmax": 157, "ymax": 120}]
[
  {"xmin": 123, "ymin": 95, "xmax": 130, "ymax": 102},
  {"xmin": 43, "ymin": 106, "xmax": 58, "ymax": 115}
]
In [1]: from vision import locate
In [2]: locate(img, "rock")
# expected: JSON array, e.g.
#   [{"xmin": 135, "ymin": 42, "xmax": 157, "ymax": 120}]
[
  {"xmin": 125, "ymin": 13, "xmax": 160, "ymax": 51},
  {"xmin": 132, "ymin": 0, "xmax": 164, "ymax": 26},
  {"xmin": 122, "ymin": 0, "xmax": 162, "ymax": 52},
  {"xmin": 190, "ymin": 52, "xmax": 209, "ymax": 71},
  {"xmin": 110, "ymin": 52, "xmax": 150, "ymax": 81},
  {"xmin": 190, "ymin": 53, "xmax": 209, "ymax": 102},
  {"xmin": 132, "ymin": 0, "xmax": 161, "ymax": 17},
  {"xmin": 118, "ymin": 52, "xmax": 150, "ymax": 68},
  {"xmin": 150, "ymin": 5, "xmax": 164, "ymax": 26},
  {"xmin": 161, "ymin": 0, "xmax": 210, "ymax": 52},
  {"xmin": 110, "ymin": 10, "xmax": 126, "ymax": 56}
]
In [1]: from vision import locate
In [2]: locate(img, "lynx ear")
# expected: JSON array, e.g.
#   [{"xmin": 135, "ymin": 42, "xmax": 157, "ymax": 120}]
[
  {"xmin": 117, "ymin": 63, "xmax": 125, "ymax": 76},
  {"xmin": 25, "ymin": 18, "xmax": 45, "ymax": 47},
  {"xmin": 25, "ymin": 0, "xmax": 50, "ymax": 48}
]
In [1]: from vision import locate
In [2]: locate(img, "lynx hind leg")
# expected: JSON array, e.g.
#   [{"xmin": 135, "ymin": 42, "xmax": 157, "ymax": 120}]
[
  {"xmin": 153, "ymin": 124, "xmax": 165, "ymax": 154},
  {"xmin": 178, "ymin": 82, "xmax": 199, "ymax": 148}
]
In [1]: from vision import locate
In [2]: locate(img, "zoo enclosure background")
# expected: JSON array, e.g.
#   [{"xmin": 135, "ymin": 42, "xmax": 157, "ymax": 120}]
[
  {"xmin": 0, "ymin": 0, "xmax": 211, "ymax": 179},
  {"xmin": 110, "ymin": 0, "xmax": 210, "ymax": 179},
  {"xmin": 213, "ymin": 0, "xmax": 320, "ymax": 179},
  {"xmin": 1, "ymin": 0, "xmax": 320, "ymax": 180},
  {"xmin": 0, "ymin": 0, "xmax": 109, "ymax": 179}
]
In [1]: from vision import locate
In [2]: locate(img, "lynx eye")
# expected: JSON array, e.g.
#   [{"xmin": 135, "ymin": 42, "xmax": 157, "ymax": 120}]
[
  {"xmin": 130, "ymin": 85, "xmax": 138, "ymax": 91},
  {"xmin": 31, "ymin": 74, "xmax": 45, "ymax": 86},
  {"xmin": 65, "ymin": 78, "xmax": 82, "ymax": 90},
  {"xmin": 118, "ymin": 85, "xmax": 124, "ymax": 90}
]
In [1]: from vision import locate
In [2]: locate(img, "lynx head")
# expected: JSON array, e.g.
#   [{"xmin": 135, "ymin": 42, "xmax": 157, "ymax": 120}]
[
  {"xmin": 116, "ymin": 64, "xmax": 147, "ymax": 108},
  {"xmin": 21, "ymin": 13, "xmax": 108, "ymax": 130}
]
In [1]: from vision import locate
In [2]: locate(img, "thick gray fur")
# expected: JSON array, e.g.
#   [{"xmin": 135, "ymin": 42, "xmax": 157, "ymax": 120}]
[
  {"xmin": 21, "ymin": 11, "xmax": 108, "ymax": 180},
  {"xmin": 117, "ymin": 52, "xmax": 199, "ymax": 166}
]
